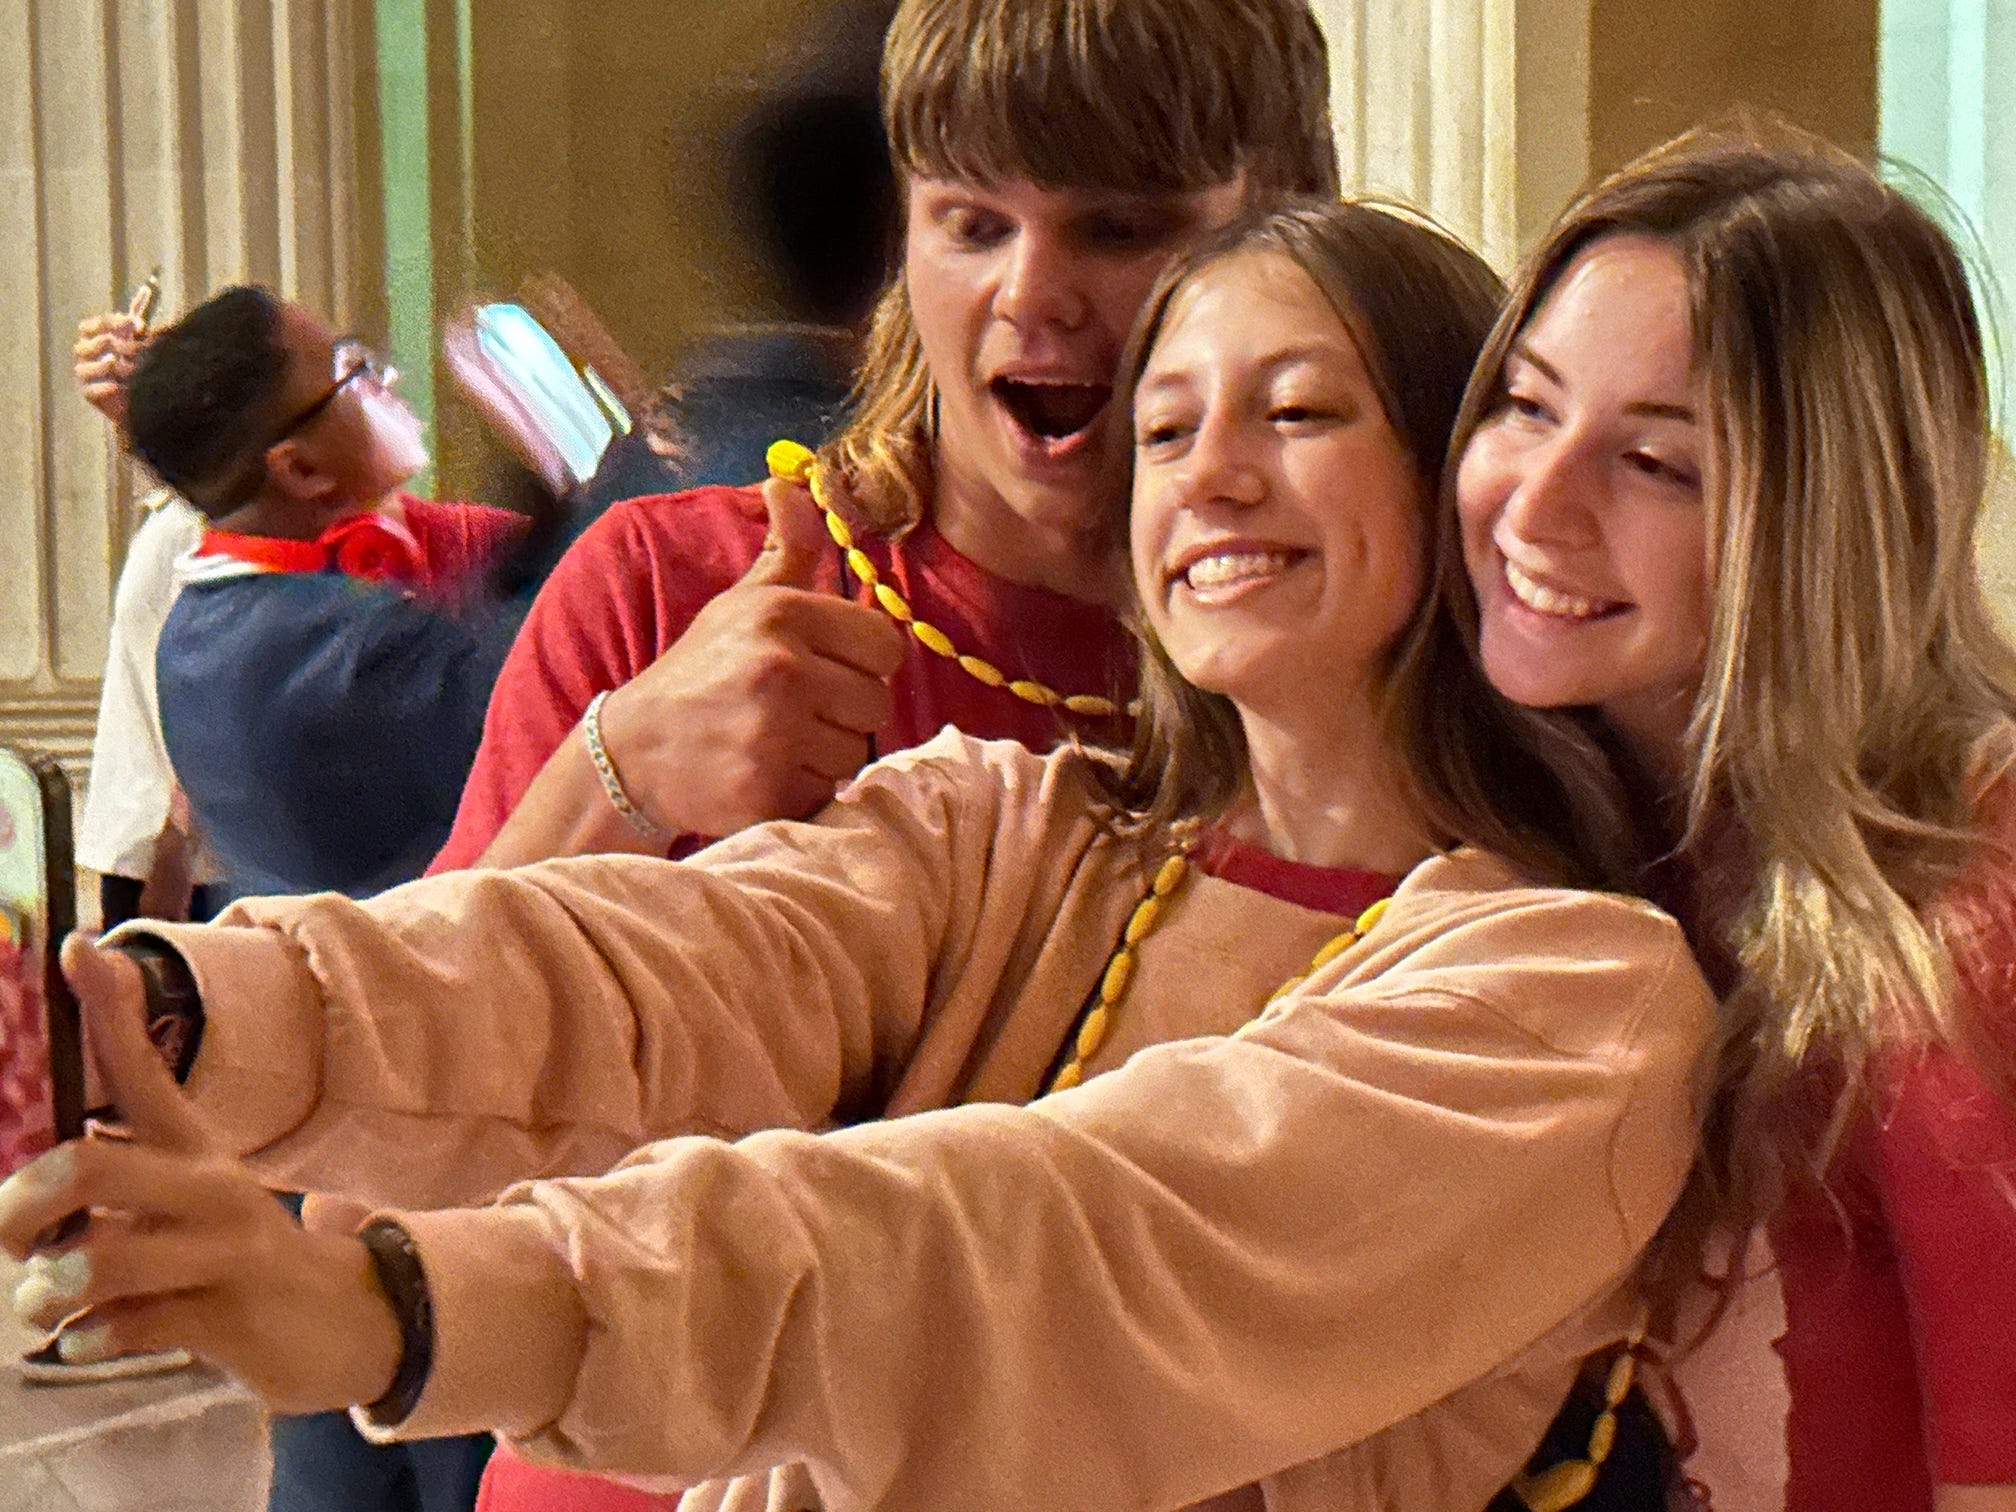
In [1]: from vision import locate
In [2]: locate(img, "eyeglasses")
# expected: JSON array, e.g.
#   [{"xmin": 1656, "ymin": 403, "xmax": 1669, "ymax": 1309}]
[{"xmin": 269, "ymin": 338, "xmax": 398, "ymax": 442}]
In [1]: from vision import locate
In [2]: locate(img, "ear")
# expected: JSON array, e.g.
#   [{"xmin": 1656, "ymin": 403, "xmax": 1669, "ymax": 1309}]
[{"xmin": 262, "ymin": 438, "xmax": 338, "ymax": 505}]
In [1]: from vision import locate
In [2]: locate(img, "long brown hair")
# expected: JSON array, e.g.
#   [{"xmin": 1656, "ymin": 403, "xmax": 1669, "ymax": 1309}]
[
  {"xmin": 1443, "ymin": 119, "xmax": 2016, "ymax": 1314},
  {"xmin": 1098, "ymin": 200, "xmax": 1642, "ymax": 892},
  {"xmin": 821, "ymin": 0, "xmax": 1339, "ymax": 535}
]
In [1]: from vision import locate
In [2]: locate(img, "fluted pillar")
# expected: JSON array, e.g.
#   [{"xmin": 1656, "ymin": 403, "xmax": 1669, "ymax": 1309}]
[
  {"xmin": 1312, "ymin": 0, "xmax": 1591, "ymax": 274},
  {"xmin": 0, "ymin": 0, "xmax": 378, "ymax": 769}
]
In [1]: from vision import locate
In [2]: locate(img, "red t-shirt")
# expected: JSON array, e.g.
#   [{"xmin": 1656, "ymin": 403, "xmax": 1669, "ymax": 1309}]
[
  {"xmin": 431, "ymin": 485, "xmax": 1133, "ymax": 872},
  {"xmin": 474, "ymin": 835, "xmax": 1402, "ymax": 1512},
  {"xmin": 399, "ymin": 494, "xmax": 527, "ymax": 608},
  {"xmin": 1709, "ymin": 801, "xmax": 2016, "ymax": 1508}
]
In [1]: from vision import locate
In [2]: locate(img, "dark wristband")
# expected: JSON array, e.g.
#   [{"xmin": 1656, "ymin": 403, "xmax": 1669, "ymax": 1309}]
[
  {"xmin": 110, "ymin": 936, "xmax": 204, "ymax": 1085},
  {"xmin": 357, "ymin": 1218, "xmax": 434, "ymax": 1427}
]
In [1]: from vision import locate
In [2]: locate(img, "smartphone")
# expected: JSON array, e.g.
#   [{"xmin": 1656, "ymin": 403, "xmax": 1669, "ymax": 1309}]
[
  {"xmin": 128, "ymin": 267, "xmax": 162, "ymax": 337},
  {"xmin": 471, "ymin": 302, "xmax": 626, "ymax": 486},
  {"xmin": 0, "ymin": 749, "xmax": 82, "ymax": 1181}
]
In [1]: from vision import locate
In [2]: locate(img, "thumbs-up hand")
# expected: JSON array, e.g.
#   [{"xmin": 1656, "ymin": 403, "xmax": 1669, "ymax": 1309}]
[
  {"xmin": 595, "ymin": 475, "xmax": 907, "ymax": 839},
  {"xmin": 0, "ymin": 937, "xmax": 403, "ymax": 1414}
]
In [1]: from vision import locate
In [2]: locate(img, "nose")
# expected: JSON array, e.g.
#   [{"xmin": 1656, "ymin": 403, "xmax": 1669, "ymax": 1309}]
[
  {"xmin": 993, "ymin": 227, "xmax": 1089, "ymax": 334},
  {"xmin": 1179, "ymin": 406, "xmax": 1266, "ymax": 510},
  {"xmin": 1493, "ymin": 432, "xmax": 1600, "ymax": 551}
]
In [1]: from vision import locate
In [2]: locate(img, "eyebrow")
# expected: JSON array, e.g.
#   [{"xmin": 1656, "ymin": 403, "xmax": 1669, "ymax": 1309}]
[{"xmin": 1510, "ymin": 341, "xmax": 1697, "ymax": 423}]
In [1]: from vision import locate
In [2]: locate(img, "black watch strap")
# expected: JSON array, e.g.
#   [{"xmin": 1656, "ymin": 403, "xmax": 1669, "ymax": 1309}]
[
  {"xmin": 110, "ymin": 936, "xmax": 205, "ymax": 1084},
  {"xmin": 357, "ymin": 1218, "xmax": 435, "ymax": 1427}
]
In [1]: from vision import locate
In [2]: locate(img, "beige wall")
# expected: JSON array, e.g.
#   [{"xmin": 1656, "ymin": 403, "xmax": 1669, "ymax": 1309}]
[{"xmin": 1589, "ymin": 0, "xmax": 1878, "ymax": 176}]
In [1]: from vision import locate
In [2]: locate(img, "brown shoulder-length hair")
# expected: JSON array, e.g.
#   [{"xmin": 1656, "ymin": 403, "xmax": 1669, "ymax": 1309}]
[
  {"xmin": 1096, "ymin": 200, "xmax": 1643, "ymax": 893},
  {"xmin": 819, "ymin": 0, "xmax": 1340, "ymax": 536},
  {"xmin": 1440, "ymin": 118, "xmax": 2016, "ymax": 1318}
]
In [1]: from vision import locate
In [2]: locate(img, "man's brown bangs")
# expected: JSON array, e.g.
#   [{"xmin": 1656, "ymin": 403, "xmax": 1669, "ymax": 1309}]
[
  {"xmin": 884, "ymin": 1, "xmax": 1286, "ymax": 194},
  {"xmin": 890, "ymin": 67, "xmax": 1249, "ymax": 194}
]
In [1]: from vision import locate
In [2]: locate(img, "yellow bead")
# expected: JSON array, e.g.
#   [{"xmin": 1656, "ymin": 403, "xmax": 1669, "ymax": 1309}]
[
  {"xmin": 1309, "ymin": 931, "xmax": 1356, "ymax": 971},
  {"xmin": 1063, "ymin": 693, "xmax": 1118, "ymax": 716},
  {"xmin": 765, "ymin": 438, "xmax": 815, "ymax": 480},
  {"xmin": 1587, "ymin": 1410, "xmax": 1617, "ymax": 1465},
  {"xmin": 822, "ymin": 509, "xmax": 854, "ymax": 552},
  {"xmin": 1075, "ymin": 1005, "xmax": 1112, "ymax": 1060},
  {"xmin": 1603, "ymin": 1351, "xmax": 1635, "ymax": 1407},
  {"xmin": 1511, "ymin": 1458, "xmax": 1598, "ymax": 1512},
  {"xmin": 912, "ymin": 621, "xmax": 957, "ymax": 657},
  {"xmin": 845, "ymin": 548, "xmax": 878, "ymax": 587},
  {"xmin": 1354, "ymin": 897, "xmax": 1390, "ymax": 936},
  {"xmin": 1007, "ymin": 679, "xmax": 1058, "ymax": 705},
  {"xmin": 1100, "ymin": 949, "xmax": 1136, "ymax": 1004},
  {"xmin": 1051, "ymin": 1062, "xmax": 1083, "ymax": 1092},
  {"xmin": 1124, "ymin": 896, "xmax": 1161, "ymax": 945},
  {"xmin": 957, "ymin": 655, "xmax": 1007, "ymax": 687},
  {"xmin": 1267, "ymin": 973, "xmax": 1308, "ymax": 1003},
  {"xmin": 806, "ymin": 467, "xmax": 833, "ymax": 511},
  {"xmin": 874, "ymin": 584, "xmax": 913, "ymax": 622},
  {"xmin": 1152, "ymin": 855, "xmax": 1188, "ymax": 896}
]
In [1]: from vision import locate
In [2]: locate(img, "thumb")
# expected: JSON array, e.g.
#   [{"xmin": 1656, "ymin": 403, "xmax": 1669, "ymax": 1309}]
[
  {"xmin": 743, "ymin": 475, "xmax": 832, "ymax": 589},
  {"xmin": 61, "ymin": 935, "xmax": 211, "ymax": 1158}
]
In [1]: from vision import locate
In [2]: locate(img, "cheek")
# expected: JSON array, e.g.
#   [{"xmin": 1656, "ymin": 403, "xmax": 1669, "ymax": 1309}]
[
  {"xmin": 1626, "ymin": 513, "xmax": 1712, "ymax": 631},
  {"xmin": 1452, "ymin": 444, "xmax": 1505, "ymax": 554},
  {"xmin": 1084, "ymin": 257, "xmax": 1172, "ymax": 338}
]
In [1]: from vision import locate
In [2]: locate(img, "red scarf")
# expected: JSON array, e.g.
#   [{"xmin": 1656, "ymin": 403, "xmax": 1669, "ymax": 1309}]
[{"xmin": 197, "ymin": 510, "xmax": 426, "ymax": 586}]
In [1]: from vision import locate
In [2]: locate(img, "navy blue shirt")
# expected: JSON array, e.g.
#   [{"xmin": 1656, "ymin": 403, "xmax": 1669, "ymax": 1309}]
[{"xmin": 157, "ymin": 571, "xmax": 516, "ymax": 899}]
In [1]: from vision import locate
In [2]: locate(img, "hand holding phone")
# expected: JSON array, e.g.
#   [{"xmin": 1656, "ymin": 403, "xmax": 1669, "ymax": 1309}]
[{"xmin": 71, "ymin": 268, "xmax": 161, "ymax": 428}]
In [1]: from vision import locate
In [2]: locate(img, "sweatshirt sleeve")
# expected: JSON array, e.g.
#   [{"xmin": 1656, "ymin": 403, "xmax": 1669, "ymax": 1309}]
[
  {"xmin": 118, "ymin": 734, "xmax": 1006, "ymax": 1209},
  {"xmin": 370, "ymin": 875, "xmax": 1715, "ymax": 1511}
]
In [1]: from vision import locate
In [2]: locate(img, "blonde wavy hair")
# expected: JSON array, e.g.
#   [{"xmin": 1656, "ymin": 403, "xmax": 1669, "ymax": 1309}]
[
  {"xmin": 1443, "ymin": 120, "xmax": 2016, "ymax": 1313},
  {"xmin": 820, "ymin": 0, "xmax": 1339, "ymax": 534}
]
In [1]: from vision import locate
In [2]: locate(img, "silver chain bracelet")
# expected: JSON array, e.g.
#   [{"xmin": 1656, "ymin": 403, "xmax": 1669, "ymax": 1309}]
[{"xmin": 582, "ymin": 690, "xmax": 670, "ymax": 842}]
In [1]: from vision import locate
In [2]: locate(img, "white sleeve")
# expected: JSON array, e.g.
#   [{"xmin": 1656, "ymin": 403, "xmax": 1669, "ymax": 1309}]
[{"xmin": 76, "ymin": 497, "xmax": 206, "ymax": 878}]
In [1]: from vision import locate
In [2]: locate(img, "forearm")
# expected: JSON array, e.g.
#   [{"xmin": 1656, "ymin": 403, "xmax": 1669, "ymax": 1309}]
[{"xmin": 476, "ymin": 721, "xmax": 666, "ymax": 868}]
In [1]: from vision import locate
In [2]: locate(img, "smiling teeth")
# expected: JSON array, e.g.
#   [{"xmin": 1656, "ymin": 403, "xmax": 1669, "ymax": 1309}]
[
  {"xmin": 1185, "ymin": 551, "xmax": 1296, "ymax": 590},
  {"xmin": 1504, "ymin": 559, "xmax": 1609, "ymax": 619}
]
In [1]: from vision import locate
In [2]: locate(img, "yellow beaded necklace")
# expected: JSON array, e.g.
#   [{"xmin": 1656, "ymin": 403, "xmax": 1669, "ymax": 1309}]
[
  {"xmin": 1046, "ymin": 839, "xmax": 1636, "ymax": 1512},
  {"xmin": 766, "ymin": 439, "xmax": 1125, "ymax": 719},
  {"xmin": 1048, "ymin": 842, "xmax": 1391, "ymax": 1093}
]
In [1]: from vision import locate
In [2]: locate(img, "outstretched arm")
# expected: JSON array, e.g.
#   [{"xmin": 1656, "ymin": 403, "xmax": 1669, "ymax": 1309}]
[{"xmin": 110, "ymin": 739, "xmax": 997, "ymax": 1208}]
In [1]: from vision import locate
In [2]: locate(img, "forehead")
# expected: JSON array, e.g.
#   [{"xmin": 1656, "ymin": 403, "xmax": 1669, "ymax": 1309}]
[
  {"xmin": 1522, "ymin": 235, "xmax": 1696, "ymax": 388},
  {"xmin": 910, "ymin": 172, "xmax": 1246, "ymax": 218},
  {"xmin": 274, "ymin": 301, "xmax": 338, "ymax": 365},
  {"xmin": 1146, "ymin": 251, "xmax": 1362, "ymax": 375}
]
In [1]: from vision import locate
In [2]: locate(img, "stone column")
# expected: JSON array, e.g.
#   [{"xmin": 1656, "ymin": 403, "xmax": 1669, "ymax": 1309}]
[
  {"xmin": 0, "ymin": 0, "xmax": 379, "ymax": 770},
  {"xmin": 1311, "ymin": 0, "xmax": 1591, "ymax": 274}
]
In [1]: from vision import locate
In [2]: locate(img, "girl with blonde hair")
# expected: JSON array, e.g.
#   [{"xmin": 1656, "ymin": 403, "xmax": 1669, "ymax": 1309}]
[
  {"xmin": 1448, "ymin": 120, "xmax": 2016, "ymax": 1510},
  {"xmin": 3, "ymin": 201, "xmax": 1713, "ymax": 1512}
]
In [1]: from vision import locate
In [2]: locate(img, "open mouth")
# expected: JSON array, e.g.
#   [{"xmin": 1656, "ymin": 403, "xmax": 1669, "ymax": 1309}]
[
  {"xmin": 990, "ymin": 378, "xmax": 1111, "ymax": 448},
  {"xmin": 1503, "ymin": 558, "xmax": 1624, "ymax": 621}
]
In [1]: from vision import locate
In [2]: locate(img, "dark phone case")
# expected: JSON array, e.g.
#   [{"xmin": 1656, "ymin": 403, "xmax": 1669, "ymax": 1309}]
[{"xmin": 27, "ymin": 754, "xmax": 83, "ymax": 1146}]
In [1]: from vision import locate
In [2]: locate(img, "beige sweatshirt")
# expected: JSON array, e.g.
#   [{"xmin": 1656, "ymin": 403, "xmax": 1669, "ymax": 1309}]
[{"xmin": 134, "ymin": 732, "xmax": 1716, "ymax": 1512}]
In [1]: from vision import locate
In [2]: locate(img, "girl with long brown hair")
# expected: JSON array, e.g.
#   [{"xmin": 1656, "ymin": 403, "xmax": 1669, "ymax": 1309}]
[{"xmin": 1447, "ymin": 120, "xmax": 2016, "ymax": 1510}]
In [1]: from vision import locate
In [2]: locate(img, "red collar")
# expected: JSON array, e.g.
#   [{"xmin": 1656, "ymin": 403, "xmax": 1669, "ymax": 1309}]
[{"xmin": 197, "ymin": 510, "xmax": 426, "ymax": 586}]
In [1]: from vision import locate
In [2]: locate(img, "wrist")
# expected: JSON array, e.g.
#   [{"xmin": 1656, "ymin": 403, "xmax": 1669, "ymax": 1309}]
[
  {"xmin": 583, "ymin": 686, "xmax": 677, "ymax": 842},
  {"xmin": 109, "ymin": 936, "xmax": 204, "ymax": 1085},
  {"xmin": 353, "ymin": 1219, "xmax": 433, "ymax": 1425}
]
